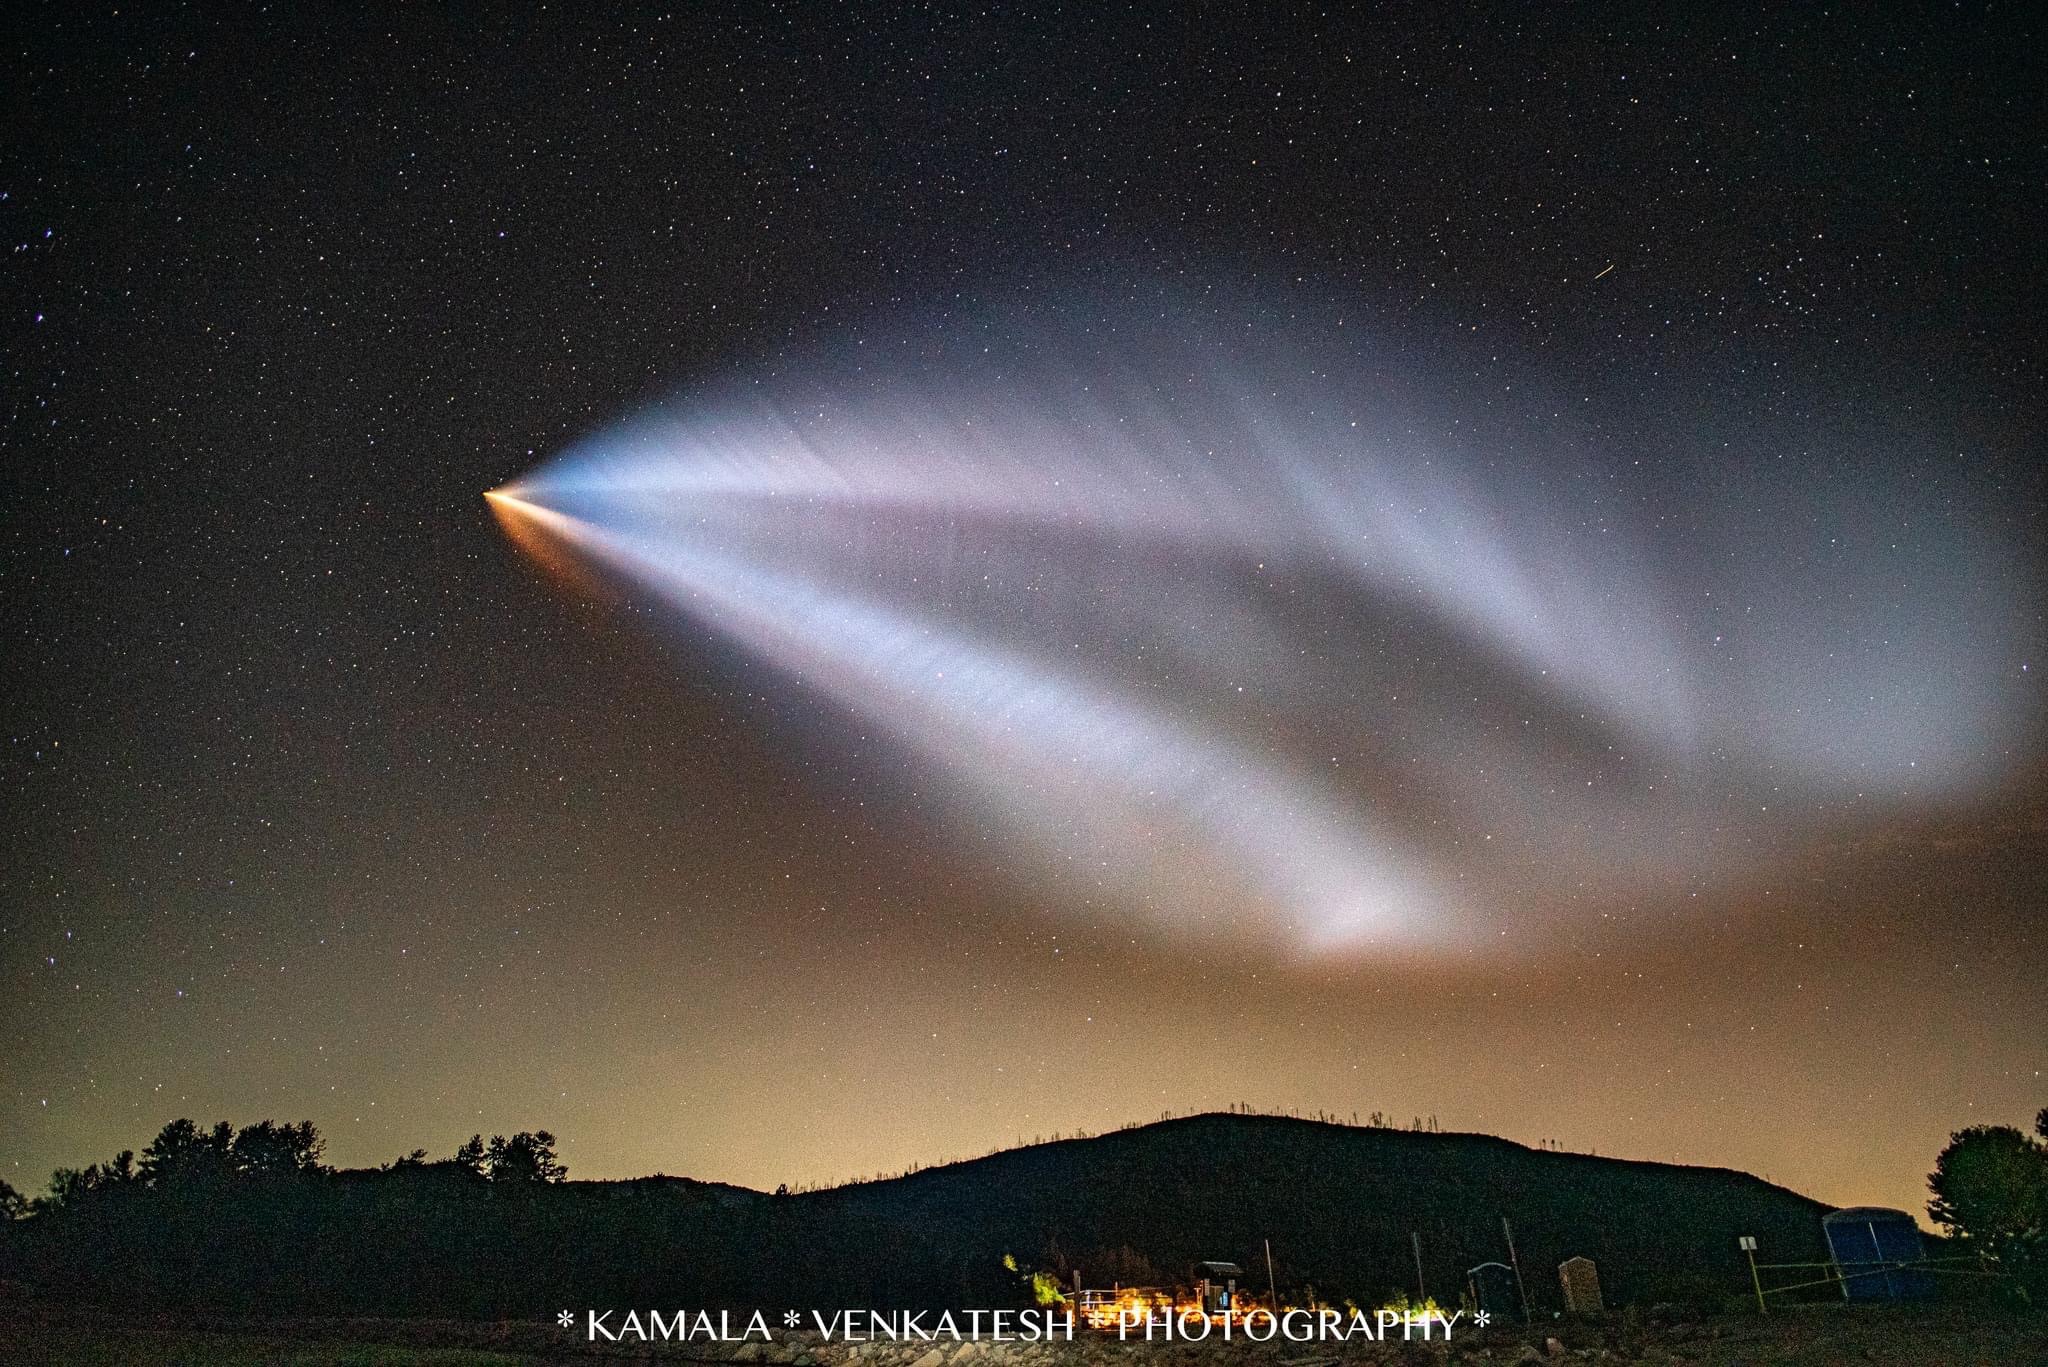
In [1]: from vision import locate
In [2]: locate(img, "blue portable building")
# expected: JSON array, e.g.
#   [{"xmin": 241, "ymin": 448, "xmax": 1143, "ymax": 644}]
[{"xmin": 1821, "ymin": 1207, "xmax": 1933, "ymax": 1301}]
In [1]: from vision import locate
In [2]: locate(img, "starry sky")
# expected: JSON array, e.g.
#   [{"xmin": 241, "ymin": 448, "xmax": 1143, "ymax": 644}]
[{"xmin": 5, "ymin": 5, "xmax": 2043, "ymax": 1221}]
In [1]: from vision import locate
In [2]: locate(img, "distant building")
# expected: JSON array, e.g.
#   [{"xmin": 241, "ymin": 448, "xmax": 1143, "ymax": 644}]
[
  {"xmin": 1822, "ymin": 1207, "xmax": 1933, "ymax": 1301},
  {"xmin": 1558, "ymin": 1256, "xmax": 1603, "ymax": 1312},
  {"xmin": 1466, "ymin": 1261, "xmax": 1520, "ymax": 1318},
  {"xmin": 1193, "ymin": 1261, "xmax": 1244, "ymax": 1316}
]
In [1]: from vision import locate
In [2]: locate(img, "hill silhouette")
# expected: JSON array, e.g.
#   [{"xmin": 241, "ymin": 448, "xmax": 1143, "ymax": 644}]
[
  {"xmin": 1, "ymin": 1112, "xmax": 1832, "ymax": 1316},
  {"xmin": 779, "ymin": 1113, "xmax": 1832, "ymax": 1309}
]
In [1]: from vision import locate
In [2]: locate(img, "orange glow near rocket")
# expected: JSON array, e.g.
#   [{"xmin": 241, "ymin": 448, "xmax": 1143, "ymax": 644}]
[{"xmin": 486, "ymin": 488, "xmax": 612, "ymax": 598}]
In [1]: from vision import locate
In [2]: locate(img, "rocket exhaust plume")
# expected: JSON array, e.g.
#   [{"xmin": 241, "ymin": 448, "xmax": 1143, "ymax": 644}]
[{"xmin": 491, "ymin": 285, "xmax": 2038, "ymax": 956}]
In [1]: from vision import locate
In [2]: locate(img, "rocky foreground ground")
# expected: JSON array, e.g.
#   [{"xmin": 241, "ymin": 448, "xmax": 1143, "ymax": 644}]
[{"xmin": 3, "ymin": 1304, "xmax": 2046, "ymax": 1365}]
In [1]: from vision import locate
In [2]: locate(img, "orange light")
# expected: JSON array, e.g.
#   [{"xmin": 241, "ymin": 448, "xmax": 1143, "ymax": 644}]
[{"xmin": 485, "ymin": 488, "xmax": 613, "ymax": 599}]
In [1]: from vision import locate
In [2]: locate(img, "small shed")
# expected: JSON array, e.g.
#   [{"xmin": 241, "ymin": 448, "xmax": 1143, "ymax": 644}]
[
  {"xmin": 1466, "ymin": 1261, "xmax": 1520, "ymax": 1319},
  {"xmin": 1822, "ymin": 1207, "xmax": 1933, "ymax": 1301},
  {"xmin": 1558, "ymin": 1255, "xmax": 1603, "ymax": 1312},
  {"xmin": 1194, "ymin": 1261, "xmax": 1244, "ymax": 1315}
]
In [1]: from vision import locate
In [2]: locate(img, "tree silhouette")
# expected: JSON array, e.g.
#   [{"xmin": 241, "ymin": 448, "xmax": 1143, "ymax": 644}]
[
  {"xmin": 0, "ymin": 1176, "xmax": 25, "ymax": 1219},
  {"xmin": 484, "ymin": 1130, "xmax": 566, "ymax": 1183},
  {"xmin": 140, "ymin": 1119, "xmax": 235, "ymax": 1185},
  {"xmin": 452, "ymin": 1134, "xmax": 486, "ymax": 1175},
  {"xmin": 1928, "ymin": 1112, "xmax": 2048, "ymax": 1300},
  {"xmin": 39, "ymin": 1150, "xmax": 135, "ymax": 1211},
  {"xmin": 230, "ymin": 1120, "xmax": 326, "ymax": 1178}
]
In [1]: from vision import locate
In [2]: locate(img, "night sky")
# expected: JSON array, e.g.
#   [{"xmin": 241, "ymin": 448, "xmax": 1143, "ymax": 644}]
[{"xmin": 6, "ymin": 6, "xmax": 2043, "ymax": 1221}]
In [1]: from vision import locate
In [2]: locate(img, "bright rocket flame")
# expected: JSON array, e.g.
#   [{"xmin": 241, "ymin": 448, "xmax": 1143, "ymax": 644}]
[{"xmin": 487, "ymin": 487, "xmax": 616, "ymax": 598}]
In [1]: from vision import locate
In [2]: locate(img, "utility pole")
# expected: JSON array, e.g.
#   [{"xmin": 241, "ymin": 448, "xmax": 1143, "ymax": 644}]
[
  {"xmin": 1503, "ymin": 1217, "xmax": 1531, "ymax": 1323},
  {"xmin": 1739, "ymin": 1236, "xmax": 1766, "ymax": 1313},
  {"xmin": 1265, "ymin": 1238, "xmax": 1279, "ymax": 1313}
]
